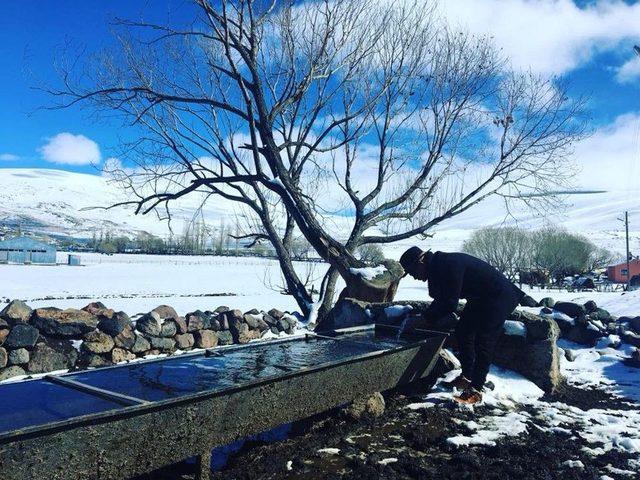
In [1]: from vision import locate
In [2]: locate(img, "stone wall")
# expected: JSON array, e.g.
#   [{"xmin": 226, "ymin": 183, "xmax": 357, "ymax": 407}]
[
  {"xmin": 326, "ymin": 298, "xmax": 564, "ymax": 393},
  {"xmin": 0, "ymin": 300, "xmax": 298, "ymax": 382}
]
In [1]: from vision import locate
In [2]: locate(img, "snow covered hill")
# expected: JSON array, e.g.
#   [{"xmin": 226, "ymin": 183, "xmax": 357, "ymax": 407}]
[{"xmin": 1, "ymin": 168, "xmax": 638, "ymax": 255}]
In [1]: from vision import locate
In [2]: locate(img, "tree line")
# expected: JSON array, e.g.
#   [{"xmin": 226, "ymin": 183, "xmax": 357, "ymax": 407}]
[{"xmin": 462, "ymin": 226, "xmax": 616, "ymax": 285}]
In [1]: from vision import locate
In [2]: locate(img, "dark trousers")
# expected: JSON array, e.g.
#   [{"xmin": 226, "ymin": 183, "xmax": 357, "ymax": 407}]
[{"xmin": 455, "ymin": 290, "xmax": 521, "ymax": 390}]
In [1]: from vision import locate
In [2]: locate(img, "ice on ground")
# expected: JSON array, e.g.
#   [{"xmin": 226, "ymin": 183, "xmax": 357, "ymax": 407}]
[
  {"xmin": 562, "ymin": 460, "xmax": 585, "ymax": 469},
  {"xmin": 317, "ymin": 448, "xmax": 341, "ymax": 455},
  {"xmin": 384, "ymin": 304, "xmax": 413, "ymax": 318},
  {"xmin": 503, "ymin": 320, "xmax": 526, "ymax": 336},
  {"xmin": 378, "ymin": 458, "xmax": 398, "ymax": 465},
  {"xmin": 349, "ymin": 265, "xmax": 387, "ymax": 280}
]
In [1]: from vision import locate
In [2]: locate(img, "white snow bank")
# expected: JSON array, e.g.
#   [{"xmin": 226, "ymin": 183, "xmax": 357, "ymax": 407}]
[
  {"xmin": 503, "ymin": 320, "xmax": 526, "ymax": 337},
  {"xmin": 349, "ymin": 265, "xmax": 387, "ymax": 280}
]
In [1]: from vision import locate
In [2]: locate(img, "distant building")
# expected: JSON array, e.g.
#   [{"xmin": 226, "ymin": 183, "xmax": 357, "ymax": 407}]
[
  {"xmin": 606, "ymin": 259, "xmax": 640, "ymax": 284},
  {"xmin": 0, "ymin": 236, "xmax": 57, "ymax": 265}
]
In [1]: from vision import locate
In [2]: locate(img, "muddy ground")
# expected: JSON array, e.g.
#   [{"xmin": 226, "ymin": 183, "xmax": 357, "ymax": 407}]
[{"xmin": 142, "ymin": 380, "xmax": 638, "ymax": 480}]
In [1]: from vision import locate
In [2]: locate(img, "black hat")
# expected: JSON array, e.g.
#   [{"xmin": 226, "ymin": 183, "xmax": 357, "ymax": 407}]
[{"xmin": 399, "ymin": 246, "xmax": 424, "ymax": 275}]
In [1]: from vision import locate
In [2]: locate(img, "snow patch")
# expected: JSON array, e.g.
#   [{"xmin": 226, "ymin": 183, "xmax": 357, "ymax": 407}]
[
  {"xmin": 349, "ymin": 265, "xmax": 387, "ymax": 280},
  {"xmin": 503, "ymin": 320, "xmax": 526, "ymax": 337}
]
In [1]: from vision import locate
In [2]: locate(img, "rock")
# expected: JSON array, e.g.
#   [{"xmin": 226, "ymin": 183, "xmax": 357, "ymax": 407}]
[
  {"xmin": 538, "ymin": 297, "xmax": 555, "ymax": 308},
  {"xmin": 621, "ymin": 331, "xmax": 640, "ymax": 348},
  {"xmin": 540, "ymin": 307, "xmax": 553, "ymax": 315},
  {"xmin": 130, "ymin": 333, "xmax": 151, "ymax": 354},
  {"xmin": 82, "ymin": 302, "xmax": 115, "ymax": 319},
  {"xmin": 628, "ymin": 317, "xmax": 640, "ymax": 334},
  {"xmin": 589, "ymin": 308, "xmax": 612, "ymax": 322},
  {"xmin": 149, "ymin": 336, "xmax": 176, "ymax": 353},
  {"xmin": 4, "ymin": 324, "xmax": 39, "ymax": 349},
  {"xmin": 227, "ymin": 310, "xmax": 245, "ymax": 336},
  {"xmin": 520, "ymin": 295, "xmax": 538, "ymax": 307},
  {"xmin": 28, "ymin": 343, "xmax": 72, "ymax": 373},
  {"xmin": 276, "ymin": 317, "xmax": 292, "ymax": 333},
  {"xmin": 152, "ymin": 305, "xmax": 179, "ymax": 320},
  {"xmin": 244, "ymin": 313, "xmax": 269, "ymax": 331},
  {"xmin": 0, "ymin": 366, "xmax": 26, "ymax": 381},
  {"xmin": 31, "ymin": 308, "xmax": 99, "ymax": 337},
  {"xmin": 160, "ymin": 320, "xmax": 178, "ymax": 338},
  {"xmin": 217, "ymin": 330, "xmax": 234, "ymax": 345},
  {"xmin": 320, "ymin": 298, "xmax": 370, "ymax": 331},
  {"xmin": 1, "ymin": 300, "xmax": 32, "ymax": 324},
  {"xmin": 39, "ymin": 336, "xmax": 79, "ymax": 368},
  {"xmin": 0, "ymin": 328, "xmax": 8, "ymax": 346},
  {"xmin": 553, "ymin": 302, "xmax": 586, "ymax": 319},
  {"xmin": 213, "ymin": 306, "xmax": 229, "ymax": 314},
  {"xmin": 136, "ymin": 312, "xmax": 162, "ymax": 336},
  {"xmin": 175, "ymin": 333, "xmax": 195, "ymax": 350},
  {"xmin": 268, "ymin": 308, "xmax": 285, "ymax": 320},
  {"xmin": 518, "ymin": 310, "xmax": 557, "ymax": 341},
  {"xmin": 245, "ymin": 308, "xmax": 260, "ymax": 315},
  {"xmin": 583, "ymin": 300, "xmax": 598, "ymax": 313},
  {"xmin": 431, "ymin": 349, "xmax": 461, "ymax": 378},
  {"xmin": 8, "ymin": 348, "xmax": 29, "ymax": 365},
  {"xmin": 146, "ymin": 349, "xmax": 161, "ymax": 356},
  {"xmin": 97, "ymin": 311, "xmax": 132, "ymax": 336},
  {"xmin": 111, "ymin": 347, "xmax": 136, "ymax": 363},
  {"xmin": 172, "ymin": 316, "xmax": 188, "ymax": 334},
  {"xmin": 113, "ymin": 326, "xmax": 137, "ymax": 350},
  {"xmin": 0, "ymin": 347, "xmax": 6, "ymax": 368},
  {"xmin": 186, "ymin": 311, "xmax": 207, "ymax": 332},
  {"xmin": 565, "ymin": 324, "xmax": 604, "ymax": 346},
  {"xmin": 194, "ymin": 330, "xmax": 218, "ymax": 349},
  {"xmin": 82, "ymin": 330, "xmax": 115, "ymax": 354},
  {"xmin": 345, "ymin": 392, "xmax": 386, "ymax": 420},
  {"xmin": 78, "ymin": 352, "xmax": 112, "ymax": 368},
  {"xmin": 262, "ymin": 314, "xmax": 279, "ymax": 328},
  {"xmin": 564, "ymin": 349, "xmax": 577, "ymax": 362},
  {"xmin": 208, "ymin": 318, "xmax": 221, "ymax": 331},
  {"xmin": 236, "ymin": 323, "xmax": 261, "ymax": 343}
]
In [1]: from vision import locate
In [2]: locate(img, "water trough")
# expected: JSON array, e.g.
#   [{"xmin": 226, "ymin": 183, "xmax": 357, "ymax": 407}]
[{"xmin": 0, "ymin": 324, "xmax": 446, "ymax": 479}]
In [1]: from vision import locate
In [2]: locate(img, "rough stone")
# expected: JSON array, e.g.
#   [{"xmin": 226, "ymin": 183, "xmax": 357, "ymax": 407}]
[
  {"xmin": 152, "ymin": 305, "xmax": 179, "ymax": 320},
  {"xmin": 345, "ymin": 392, "xmax": 386, "ymax": 420},
  {"xmin": 136, "ymin": 312, "xmax": 162, "ymax": 336},
  {"xmin": 39, "ymin": 336, "xmax": 79, "ymax": 368},
  {"xmin": 244, "ymin": 313, "xmax": 269, "ymax": 331},
  {"xmin": 564, "ymin": 348, "xmax": 577, "ymax": 362},
  {"xmin": 172, "ymin": 316, "xmax": 188, "ymax": 334},
  {"xmin": 0, "ymin": 347, "xmax": 6, "ymax": 368},
  {"xmin": 160, "ymin": 319, "xmax": 178, "ymax": 338},
  {"xmin": 245, "ymin": 308, "xmax": 260, "ymax": 315},
  {"xmin": 78, "ymin": 352, "xmax": 112, "ymax": 368},
  {"xmin": 621, "ymin": 331, "xmax": 640, "ymax": 348},
  {"xmin": 627, "ymin": 316, "xmax": 640, "ymax": 334},
  {"xmin": 7, "ymin": 348, "xmax": 29, "ymax": 365},
  {"xmin": 194, "ymin": 330, "xmax": 218, "ymax": 349},
  {"xmin": 214, "ymin": 306, "xmax": 229, "ymax": 314},
  {"xmin": 520, "ymin": 295, "xmax": 538, "ymax": 307},
  {"xmin": 113, "ymin": 325, "xmax": 136, "ymax": 350},
  {"xmin": 0, "ymin": 365, "xmax": 26, "ymax": 381},
  {"xmin": 589, "ymin": 308, "xmax": 612, "ymax": 322},
  {"xmin": 130, "ymin": 333, "xmax": 151, "ymax": 354},
  {"xmin": 217, "ymin": 330, "xmax": 234, "ymax": 345},
  {"xmin": 4, "ymin": 324, "xmax": 39, "ymax": 349},
  {"xmin": 0, "ymin": 327, "xmax": 8, "ymax": 346},
  {"xmin": 175, "ymin": 333, "xmax": 195, "ymax": 350},
  {"xmin": 111, "ymin": 347, "xmax": 136, "ymax": 363},
  {"xmin": 186, "ymin": 311, "xmax": 207, "ymax": 332},
  {"xmin": 28, "ymin": 343, "xmax": 72, "ymax": 373},
  {"xmin": 97, "ymin": 311, "xmax": 132, "ymax": 336},
  {"xmin": 31, "ymin": 308, "xmax": 99, "ymax": 337},
  {"xmin": 1, "ymin": 299, "xmax": 32, "ymax": 324},
  {"xmin": 583, "ymin": 300, "xmax": 598, "ymax": 313},
  {"xmin": 209, "ymin": 318, "xmax": 221, "ymax": 331},
  {"xmin": 553, "ymin": 302, "xmax": 586, "ymax": 319},
  {"xmin": 431, "ymin": 348, "xmax": 461, "ymax": 378},
  {"xmin": 82, "ymin": 302, "xmax": 115, "ymax": 319},
  {"xmin": 538, "ymin": 297, "xmax": 555, "ymax": 308},
  {"xmin": 564, "ymin": 324, "xmax": 604, "ymax": 346},
  {"xmin": 82, "ymin": 330, "xmax": 115, "ymax": 354},
  {"xmin": 149, "ymin": 336, "xmax": 176, "ymax": 353},
  {"xmin": 267, "ymin": 308, "xmax": 285, "ymax": 320}
]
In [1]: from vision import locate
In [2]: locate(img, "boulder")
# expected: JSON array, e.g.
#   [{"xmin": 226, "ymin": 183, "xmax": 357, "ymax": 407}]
[
  {"xmin": 4, "ymin": 324, "xmax": 39, "ymax": 349},
  {"xmin": 227, "ymin": 310, "xmax": 246, "ymax": 336},
  {"xmin": 78, "ymin": 352, "xmax": 112, "ymax": 369},
  {"xmin": 213, "ymin": 306, "xmax": 229, "ymax": 315},
  {"xmin": 31, "ymin": 308, "xmax": 99, "ymax": 337},
  {"xmin": 0, "ymin": 347, "xmax": 6, "ymax": 368},
  {"xmin": 186, "ymin": 311, "xmax": 207, "ymax": 332},
  {"xmin": 28, "ymin": 343, "xmax": 72, "ymax": 373},
  {"xmin": 148, "ymin": 336, "xmax": 176, "ymax": 353},
  {"xmin": 553, "ymin": 302, "xmax": 586, "ymax": 319},
  {"xmin": 136, "ymin": 312, "xmax": 162, "ymax": 336},
  {"xmin": 262, "ymin": 314, "xmax": 279, "ymax": 328},
  {"xmin": 39, "ymin": 337, "xmax": 79, "ymax": 369},
  {"xmin": 520, "ymin": 295, "xmax": 538, "ymax": 308},
  {"xmin": 152, "ymin": 305, "xmax": 179, "ymax": 320},
  {"xmin": 160, "ymin": 320, "xmax": 178, "ymax": 338},
  {"xmin": 621, "ymin": 331, "xmax": 640, "ymax": 348},
  {"xmin": 628, "ymin": 316, "xmax": 640, "ymax": 334},
  {"xmin": 217, "ymin": 330, "xmax": 234, "ymax": 346},
  {"xmin": 113, "ymin": 326, "xmax": 137, "ymax": 350},
  {"xmin": 82, "ymin": 302, "xmax": 115, "ymax": 319},
  {"xmin": 538, "ymin": 297, "xmax": 555, "ymax": 308},
  {"xmin": 565, "ymin": 324, "xmax": 604, "ymax": 346},
  {"xmin": 111, "ymin": 348, "xmax": 136, "ymax": 363},
  {"xmin": 245, "ymin": 308, "xmax": 260, "ymax": 315},
  {"xmin": 583, "ymin": 300, "xmax": 598, "ymax": 313},
  {"xmin": 97, "ymin": 311, "xmax": 132, "ymax": 336},
  {"xmin": 564, "ymin": 348, "xmax": 577, "ymax": 362},
  {"xmin": 1, "ymin": 300, "xmax": 32, "ymax": 324},
  {"xmin": 0, "ymin": 327, "xmax": 8, "ymax": 346},
  {"xmin": 430, "ymin": 348, "xmax": 461, "ymax": 379},
  {"xmin": 321, "ymin": 298, "xmax": 371, "ymax": 331},
  {"xmin": 194, "ymin": 330, "xmax": 218, "ymax": 349},
  {"xmin": 344, "ymin": 392, "xmax": 386, "ymax": 420},
  {"xmin": 8, "ymin": 348, "xmax": 29, "ymax": 366},
  {"xmin": 82, "ymin": 330, "xmax": 115, "ymax": 354},
  {"xmin": 267, "ymin": 308, "xmax": 285, "ymax": 320},
  {"xmin": 244, "ymin": 313, "xmax": 269, "ymax": 331},
  {"xmin": 175, "ymin": 333, "xmax": 195, "ymax": 350},
  {"xmin": 0, "ymin": 366, "xmax": 26, "ymax": 381},
  {"xmin": 589, "ymin": 308, "xmax": 612, "ymax": 322},
  {"xmin": 236, "ymin": 323, "xmax": 261, "ymax": 344},
  {"xmin": 172, "ymin": 316, "xmax": 188, "ymax": 334},
  {"xmin": 208, "ymin": 317, "xmax": 221, "ymax": 331},
  {"xmin": 130, "ymin": 333, "xmax": 151, "ymax": 354}
]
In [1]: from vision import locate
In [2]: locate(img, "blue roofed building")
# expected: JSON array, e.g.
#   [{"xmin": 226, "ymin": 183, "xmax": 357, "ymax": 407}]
[{"xmin": 0, "ymin": 236, "xmax": 57, "ymax": 265}]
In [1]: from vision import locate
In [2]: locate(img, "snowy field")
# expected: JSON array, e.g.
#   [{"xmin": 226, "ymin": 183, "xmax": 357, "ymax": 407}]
[{"xmin": 3, "ymin": 252, "xmax": 640, "ymax": 320}]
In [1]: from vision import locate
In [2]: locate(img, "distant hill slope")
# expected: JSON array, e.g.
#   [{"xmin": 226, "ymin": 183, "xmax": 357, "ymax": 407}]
[{"xmin": 1, "ymin": 168, "xmax": 638, "ymax": 255}]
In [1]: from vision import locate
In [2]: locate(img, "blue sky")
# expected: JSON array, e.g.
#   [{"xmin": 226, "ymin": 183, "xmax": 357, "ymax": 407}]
[{"xmin": 1, "ymin": 0, "xmax": 639, "ymax": 186}]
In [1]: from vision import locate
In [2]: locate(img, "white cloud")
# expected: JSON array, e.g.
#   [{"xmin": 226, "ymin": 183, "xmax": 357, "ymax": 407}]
[
  {"xmin": 0, "ymin": 153, "xmax": 19, "ymax": 161},
  {"xmin": 437, "ymin": 0, "xmax": 640, "ymax": 76},
  {"xmin": 616, "ymin": 55, "xmax": 640, "ymax": 84},
  {"xmin": 39, "ymin": 132, "xmax": 101, "ymax": 165},
  {"xmin": 573, "ymin": 112, "xmax": 640, "ymax": 191}
]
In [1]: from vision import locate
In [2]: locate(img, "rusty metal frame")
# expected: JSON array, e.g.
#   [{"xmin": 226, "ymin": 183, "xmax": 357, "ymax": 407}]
[{"xmin": 0, "ymin": 325, "xmax": 447, "ymax": 480}]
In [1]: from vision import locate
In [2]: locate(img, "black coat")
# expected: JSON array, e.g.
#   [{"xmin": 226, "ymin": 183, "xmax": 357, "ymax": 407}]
[{"xmin": 422, "ymin": 251, "xmax": 524, "ymax": 322}]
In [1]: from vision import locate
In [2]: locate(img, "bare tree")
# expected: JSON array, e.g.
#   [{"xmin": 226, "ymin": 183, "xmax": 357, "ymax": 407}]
[
  {"xmin": 462, "ymin": 227, "xmax": 531, "ymax": 280},
  {"xmin": 50, "ymin": 0, "xmax": 586, "ymax": 322}
]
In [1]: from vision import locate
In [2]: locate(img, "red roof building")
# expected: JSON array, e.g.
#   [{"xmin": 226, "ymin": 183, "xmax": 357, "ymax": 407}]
[{"xmin": 607, "ymin": 259, "xmax": 640, "ymax": 283}]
